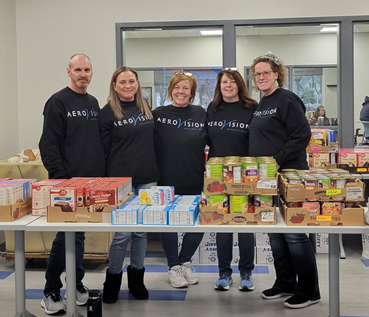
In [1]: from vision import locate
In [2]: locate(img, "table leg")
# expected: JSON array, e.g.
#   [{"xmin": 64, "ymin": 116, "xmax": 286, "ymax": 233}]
[
  {"xmin": 14, "ymin": 231, "xmax": 35, "ymax": 317},
  {"xmin": 339, "ymin": 233, "xmax": 346, "ymax": 259},
  {"xmin": 65, "ymin": 232, "xmax": 83, "ymax": 317},
  {"xmin": 328, "ymin": 233, "xmax": 340, "ymax": 317}
]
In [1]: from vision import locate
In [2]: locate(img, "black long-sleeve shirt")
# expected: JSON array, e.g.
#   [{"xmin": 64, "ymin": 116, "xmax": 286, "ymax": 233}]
[
  {"xmin": 39, "ymin": 87, "xmax": 105, "ymax": 179},
  {"xmin": 153, "ymin": 104, "xmax": 207, "ymax": 195},
  {"xmin": 99, "ymin": 101, "xmax": 159, "ymax": 185},
  {"xmin": 206, "ymin": 100, "xmax": 257, "ymax": 158},
  {"xmin": 249, "ymin": 88, "xmax": 310, "ymax": 170}
]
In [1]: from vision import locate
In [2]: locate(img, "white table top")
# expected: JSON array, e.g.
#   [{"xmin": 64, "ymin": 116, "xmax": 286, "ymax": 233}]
[
  {"xmin": 0, "ymin": 214, "xmax": 40, "ymax": 230},
  {"xmin": 25, "ymin": 211, "xmax": 369, "ymax": 234}
]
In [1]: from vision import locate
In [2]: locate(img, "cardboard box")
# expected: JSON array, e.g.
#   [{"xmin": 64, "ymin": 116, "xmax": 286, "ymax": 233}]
[
  {"xmin": 199, "ymin": 246, "xmax": 240, "ymax": 264},
  {"xmin": 278, "ymin": 173, "xmax": 365, "ymax": 202},
  {"xmin": 198, "ymin": 232, "xmax": 217, "ymax": 247},
  {"xmin": 256, "ymin": 245, "xmax": 274, "ymax": 264},
  {"xmin": 200, "ymin": 205, "xmax": 276, "ymax": 225},
  {"xmin": 255, "ymin": 232, "xmax": 270, "ymax": 246},
  {"xmin": 203, "ymin": 177, "xmax": 277, "ymax": 196},
  {"xmin": 279, "ymin": 197, "xmax": 365, "ymax": 226},
  {"xmin": 306, "ymin": 142, "xmax": 339, "ymax": 153},
  {"xmin": 0, "ymin": 198, "xmax": 32, "ymax": 222},
  {"xmin": 310, "ymin": 233, "xmax": 329, "ymax": 253},
  {"xmin": 47, "ymin": 192, "xmax": 133, "ymax": 223}
]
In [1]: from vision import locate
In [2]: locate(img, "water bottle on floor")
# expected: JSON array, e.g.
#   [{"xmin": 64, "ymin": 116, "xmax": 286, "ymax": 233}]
[{"xmin": 87, "ymin": 289, "xmax": 102, "ymax": 317}]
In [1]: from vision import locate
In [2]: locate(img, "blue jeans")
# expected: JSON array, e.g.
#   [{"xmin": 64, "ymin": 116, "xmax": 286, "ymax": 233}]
[
  {"xmin": 107, "ymin": 182, "xmax": 156, "ymax": 274},
  {"xmin": 269, "ymin": 233, "xmax": 320, "ymax": 300},
  {"xmin": 161, "ymin": 232, "xmax": 204, "ymax": 268},
  {"xmin": 216, "ymin": 232, "xmax": 255, "ymax": 276},
  {"xmin": 44, "ymin": 232, "xmax": 85, "ymax": 295}
]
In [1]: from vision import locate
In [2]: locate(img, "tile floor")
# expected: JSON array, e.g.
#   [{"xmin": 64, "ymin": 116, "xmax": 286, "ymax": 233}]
[{"xmin": 0, "ymin": 235, "xmax": 369, "ymax": 317}]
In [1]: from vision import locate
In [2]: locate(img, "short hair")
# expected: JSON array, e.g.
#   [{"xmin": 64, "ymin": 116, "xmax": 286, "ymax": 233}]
[
  {"xmin": 250, "ymin": 52, "xmax": 287, "ymax": 90},
  {"xmin": 210, "ymin": 69, "xmax": 257, "ymax": 112},
  {"xmin": 68, "ymin": 53, "xmax": 92, "ymax": 69},
  {"xmin": 105, "ymin": 66, "xmax": 152, "ymax": 120},
  {"xmin": 167, "ymin": 73, "xmax": 197, "ymax": 104}
]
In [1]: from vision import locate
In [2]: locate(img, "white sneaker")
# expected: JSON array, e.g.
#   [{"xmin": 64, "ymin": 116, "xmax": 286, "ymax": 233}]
[
  {"xmin": 166, "ymin": 265, "xmax": 188, "ymax": 288},
  {"xmin": 181, "ymin": 262, "xmax": 199, "ymax": 285},
  {"xmin": 41, "ymin": 294, "xmax": 66, "ymax": 315}
]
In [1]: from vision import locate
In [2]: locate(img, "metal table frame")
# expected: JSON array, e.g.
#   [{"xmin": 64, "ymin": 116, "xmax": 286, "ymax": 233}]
[
  {"xmin": 26, "ymin": 212, "xmax": 369, "ymax": 317},
  {"xmin": 0, "ymin": 215, "xmax": 40, "ymax": 317}
]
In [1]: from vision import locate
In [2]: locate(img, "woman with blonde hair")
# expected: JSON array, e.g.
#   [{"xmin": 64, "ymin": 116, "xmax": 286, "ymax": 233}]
[
  {"xmin": 100, "ymin": 66, "xmax": 159, "ymax": 303},
  {"xmin": 153, "ymin": 72, "xmax": 207, "ymax": 288}
]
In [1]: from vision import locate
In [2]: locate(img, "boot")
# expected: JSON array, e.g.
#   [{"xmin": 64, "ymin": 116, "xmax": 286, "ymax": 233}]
[
  {"xmin": 102, "ymin": 268, "xmax": 122, "ymax": 304},
  {"xmin": 127, "ymin": 265, "xmax": 149, "ymax": 299}
]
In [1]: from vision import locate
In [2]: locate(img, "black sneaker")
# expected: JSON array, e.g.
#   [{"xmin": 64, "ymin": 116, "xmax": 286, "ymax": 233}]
[
  {"xmin": 284, "ymin": 294, "xmax": 320, "ymax": 309},
  {"xmin": 262, "ymin": 287, "xmax": 294, "ymax": 299}
]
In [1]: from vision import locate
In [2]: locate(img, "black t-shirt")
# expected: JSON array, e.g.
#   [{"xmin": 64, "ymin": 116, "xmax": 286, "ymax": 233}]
[
  {"xmin": 39, "ymin": 87, "xmax": 105, "ymax": 179},
  {"xmin": 99, "ymin": 101, "xmax": 159, "ymax": 185},
  {"xmin": 249, "ymin": 88, "xmax": 311, "ymax": 170},
  {"xmin": 206, "ymin": 100, "xmax": 257, "ymax": 158},
  {"xmin": 153, "ymin": 104, "xmax": 207, "ymax": 195}
]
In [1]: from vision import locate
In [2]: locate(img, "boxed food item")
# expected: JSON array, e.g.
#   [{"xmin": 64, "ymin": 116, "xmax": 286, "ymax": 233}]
[
  {"xmin": 338, "ymin": 149, "xmax": 357, "ymax": 167},
  {"xmin": 310, "ymin": 233, "xmax": 329, "ymax": 253},
  {"xmin": 310, "ymin": 129, "xmax": 327, "ymax": 146},
  {"xmin": 142, "ymin": 205, "xmax": 169, "ymax": 225},
  {"xmin": 279, "ymin": 197, "xmax": 364, "ymax": 226},
  {"xmin": 311, "ymin": 152, "xmax": 330, "ymax": 168},
  {"xmin": 150, "ymin": 186, "xmax": 175, "ymax": 203},
  {"xmin": 256, "ymin": 246, "xmax": 274, "ymax": 264},
  {"xmin": 138, "ymin": 188, "xmax": 164, "ymax": 205},
  {"xmin": 0, "ymin": 198, "xmax": 32, "ymax": 221},
  {"xmin": 200, "ymin": 205, "xmax": 276, "ymax": 225}
]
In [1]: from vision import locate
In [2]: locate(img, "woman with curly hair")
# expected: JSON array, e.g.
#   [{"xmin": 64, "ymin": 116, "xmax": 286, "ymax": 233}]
[
  {"xmin": 309, "ymin": 105, "xmax": 330, "ymax": 126},
  {"xmin": 249, "ymin": 52, "xmax": 320, "ymax": 309}
]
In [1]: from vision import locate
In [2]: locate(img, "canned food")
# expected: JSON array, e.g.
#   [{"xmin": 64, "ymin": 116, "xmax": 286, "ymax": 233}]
[
  {"xmin": 344, "ymin": 175, "xmax": 358, "ymax": 183},
  {"xmin": 287, "ymin": 177, "xmax": 303, "ymax": 185},
  {"xmin": 224, "ymin": 156, "xmax": 240, "ymax": 162},
  {"xmin": 241, "ymin": 159, "xmax": 258, "ymax": 183},
  {"xmin": 321, "ymin": 202, "xmax": 342, "ymax": 215},
  {"xmin": 286, "ymin": 202, "xmax": 302, "ymax": 208},
  {"xmin": 202, "ymin": 195, "xmax": 229, "ymax": 214},
  {"xmin": 206, "ymin": 161, "xmax": 223, "ymax": 179},
  {"xmin": 302, "ymin": 201, "xmax": 320, "ymax": 215},
  {"xmin": 316, "ymin": 176, "xmax": 330, "ymax": 189},
  {"xmin": 254, "ymin": 195, "xmax": 273, "ymax": 207},
  {"xmin": 223, "ymin": 163, "xmax": 242, "ymax": 183},
  {"xmin": 259, "ymin": 159, "xmax": 277, "ymax": 179},
  {"xmin": 330, "ymin": 176, "xmax": 346, "ymax": 201},
  {"xmin": 304, "ymin": 177, "xmax": 319, "ymax": 201},
  {"xmin": 230, "ymin": 195, "xmax": 254, "ymax": 213}
]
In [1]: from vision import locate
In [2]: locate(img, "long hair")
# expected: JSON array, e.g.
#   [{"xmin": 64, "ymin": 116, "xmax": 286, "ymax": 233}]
[
  {"xmin": 313, "ymin": 106, "xmax": 326, "ymax": 118},
  {"xmin": 210, "ymin": 69, "xmax": 257, "ymax": 112},
  {"xmin": 167, "ymin": 73, "xmax": 197, "ymax": 104},
  {"xmin": 105, "ymin": 66, "xmax": 152, "ymax": 120},
  {"xmin": 250, "ymin": 52, "xmax": 287, "ymax": 91}
]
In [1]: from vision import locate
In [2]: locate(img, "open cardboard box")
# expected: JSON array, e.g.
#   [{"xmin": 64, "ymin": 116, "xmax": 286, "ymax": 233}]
[
  {"xmin": 203, "ymin": 177, "xmax": 277, "ymax": 196},
  {"xmin": 306, "ymin": 142, "xmax": 339, "ymax": 153},
  {"xmin": 279, "ymin": 197, "xmax": 365, "ymax": 226},
  {"xmin": 0, "ymin": 198, "xmax": 32, "ymax": 222},
  {"xmin": 47, "ymin": 192, "xmax": 134, "ymax": 223},
  {"xmin": 278, "ymin": 174, "xmax": 365, "ymax": 202},
  {"xmin": 199, "ymin": 205, "xmax": 276, "ymax": 225}
]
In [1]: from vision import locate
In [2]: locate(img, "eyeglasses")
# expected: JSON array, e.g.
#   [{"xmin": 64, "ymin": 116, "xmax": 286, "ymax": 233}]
[
  {"xmin": 174, "ymin": 71, "xmax": 193, "ymax": 77},
  {"xmin": 222, "ymin": 67, "xmax": 238, "ymax": 71},
  {"xmin": 253, "ymin": 71, "xmax": 276, "ymax": 78}
]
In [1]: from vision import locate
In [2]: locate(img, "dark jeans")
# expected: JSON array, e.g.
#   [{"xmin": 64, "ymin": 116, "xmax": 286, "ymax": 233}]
[
  {"xmin": 160, "ymin": 232, "xmax": 204, "ymax": 268},
  {"xmin": 269, "ymin": 233, "xmax": 320, "ymax": 300},
  {"xmin": 44, "ymin": 232, "xmax": 85, "ymax": 295},
  {"xmin": 216, "ymin": 232, "xmax": 255, "ymax": 276}
]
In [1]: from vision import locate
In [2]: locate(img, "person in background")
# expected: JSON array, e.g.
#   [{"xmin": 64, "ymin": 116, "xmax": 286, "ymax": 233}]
[
  {"xmin": 153, "ymin": 72, "xmax": 207, "ymax": 288},
  {"xmin": 359, "ymin": 96, "xmax": 369, "ymax": 121},
  {"xmin": 308, "ymin": 105, "xmax": 330, "ymax": 126},
  {"xmin": 99, "ymin": 66, "xmax": 159, "ymax": 303},
  {"xmin": 206, "ymin": 69, "xmax": 257, "ymax": 291},
  {"xmin": 39, "ymin": 53, "xmax": 105, "ymax": 315},
  {"xmin": 249, "ymin": 52, "xmax": 320, "ymax": 309}
]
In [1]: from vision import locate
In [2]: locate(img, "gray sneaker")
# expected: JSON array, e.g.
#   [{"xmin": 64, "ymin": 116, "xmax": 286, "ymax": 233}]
[
  {"xmin": 76, "ymin": 284, "xmax": 89, "ymax": 305},
  {"xmin": 41, "ymin": 294, "xmax": 66, "ymax": 315},
  {"xmin": 64, "ymin": 284, "xmax": 89, "ymax": 306}
]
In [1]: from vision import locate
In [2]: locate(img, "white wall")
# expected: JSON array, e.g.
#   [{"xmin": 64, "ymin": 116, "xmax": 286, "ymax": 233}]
[
  {"xmin": 0, "ymin": 0, "xmax": 18, "ymax": 159},
  {"xmin": 4, "ymin": 0, "xmax": 369, "ymax": 155}
]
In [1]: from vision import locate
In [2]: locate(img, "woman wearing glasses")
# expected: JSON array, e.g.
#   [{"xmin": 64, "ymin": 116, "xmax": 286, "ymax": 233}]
[
  {"xmin": 249, "ymin": 52, "xmax": 320, "ymax": 309},
  {"xmin": 152, "ymin": 72, "xmax": 207, "ymax": 288},
  {"xmin": 99, "ymin": 66, "xmax": 159, "ymax": 302},
  {"xmin": 206, "ymin": 69, "xmax": 257, "ymax": 291}
]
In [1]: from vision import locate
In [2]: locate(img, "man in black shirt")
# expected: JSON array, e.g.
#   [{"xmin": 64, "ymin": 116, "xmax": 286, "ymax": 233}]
[{"xmin": 39, "ymin": 54, "xmax": 105, "ymax": 315}]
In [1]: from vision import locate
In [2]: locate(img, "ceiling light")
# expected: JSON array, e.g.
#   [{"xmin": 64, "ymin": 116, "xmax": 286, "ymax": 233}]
[{"xmin": 200, "ymin": 30, "xmax": 223, "ymax": 36}]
